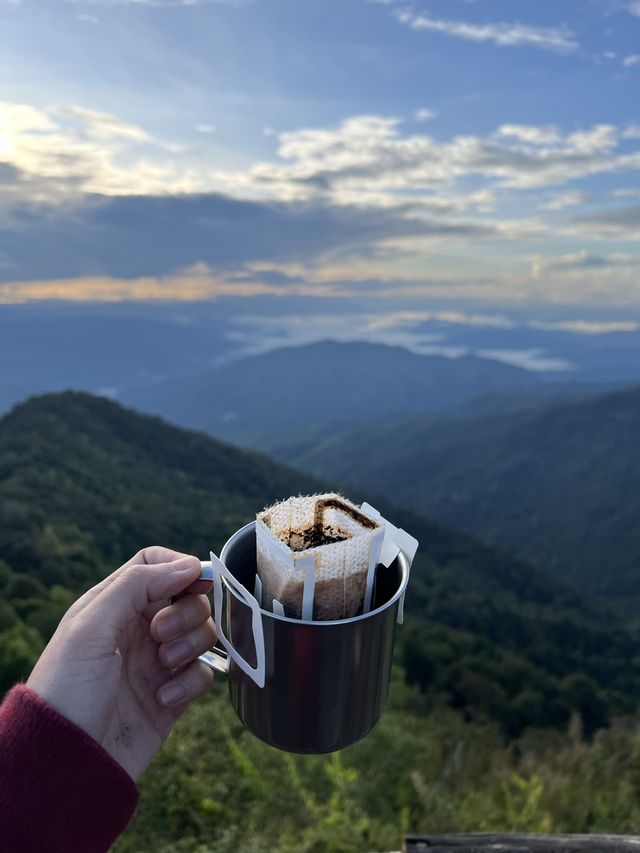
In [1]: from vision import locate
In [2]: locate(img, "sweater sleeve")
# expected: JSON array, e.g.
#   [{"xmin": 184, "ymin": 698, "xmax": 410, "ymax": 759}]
[{"xmin": 0, "ymin": 684, "xmax": 140, "ymax": 853}]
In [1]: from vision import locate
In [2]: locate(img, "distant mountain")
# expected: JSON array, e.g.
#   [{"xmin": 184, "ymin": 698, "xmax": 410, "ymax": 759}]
[
  {"xmin": 2, "ymin": 392, "xmax": 640, "ymax": 734},
  {"xmin": 121, "ymin": 340, "xmax": 550, "ymax": 448},
  {"xmin": 406, "ymin": 318, "xmax": 640, "ymax": 384},
  {"xmin": 283, "ymin": 385, "xmax": 640, "ymax": 612},
  {"xmin": 0, "ymin": 310, "xmax": 236, "ymax": 416}
]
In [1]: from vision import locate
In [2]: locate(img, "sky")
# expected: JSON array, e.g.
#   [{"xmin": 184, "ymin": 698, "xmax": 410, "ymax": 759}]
[{"xmin": 1, "ymin": 0, "xmax": 640, "ymax": 318}]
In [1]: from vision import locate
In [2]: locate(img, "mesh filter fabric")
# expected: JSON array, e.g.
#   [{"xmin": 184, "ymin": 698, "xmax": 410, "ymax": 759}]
[{"xmin": 256, "ymin": 493, "xmax": 384, "ymax": 620}]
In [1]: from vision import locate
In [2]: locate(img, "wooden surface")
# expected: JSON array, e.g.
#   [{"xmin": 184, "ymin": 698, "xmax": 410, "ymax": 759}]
[{"xmin": 404, "ymin": 835, "xmax": 640, "ymax": 852}]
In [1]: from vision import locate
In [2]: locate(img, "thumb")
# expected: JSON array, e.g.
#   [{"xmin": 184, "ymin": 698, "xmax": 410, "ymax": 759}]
[{"xmin": 73, "ymin": 556, "xmax": 202, "ymax": 645}]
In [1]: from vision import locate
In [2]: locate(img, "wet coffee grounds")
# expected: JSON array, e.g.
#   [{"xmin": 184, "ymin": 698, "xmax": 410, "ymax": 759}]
[{"xmin": 284, "ymin": 525, "xmax": 350, "ymax": 552}]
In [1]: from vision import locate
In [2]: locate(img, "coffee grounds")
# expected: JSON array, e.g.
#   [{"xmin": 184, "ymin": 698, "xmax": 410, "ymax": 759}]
[{"xmin": 284, "ymin": 525, "xmax": 350, "ymax": 552}]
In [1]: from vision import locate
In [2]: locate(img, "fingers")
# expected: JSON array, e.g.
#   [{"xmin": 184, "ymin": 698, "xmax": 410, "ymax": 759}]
[
  {"xmin": 150, "ymin": 594, "xmax": 211, "ymax": 644},
  {"xmin": 139, "ymin": 546, "xmax": 200, "ymax": 567},
  {"xmin": 157, "ymin": 618, "xmax": 217, "ymax": 669},
  {"xmin": 157, "ymin": 659, "xmax": 214, "ymax": 708},
  {"xmin": 72, "ymin": 557, "xmax": 203, "ymax": 645},
  {"xmin": 63, "ymin": 546, "xmax": 202, "ymax": 623}
]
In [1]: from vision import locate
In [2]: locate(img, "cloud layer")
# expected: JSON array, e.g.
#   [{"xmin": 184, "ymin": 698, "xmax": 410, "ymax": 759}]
[{"xmin": 1, "ymin": 98, "xmax": 640, "ymax": 305}]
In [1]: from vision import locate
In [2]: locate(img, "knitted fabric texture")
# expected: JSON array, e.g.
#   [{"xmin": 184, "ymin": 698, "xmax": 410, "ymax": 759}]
[{"xmin": 0, "ymin": 684, "xmax": 139, "ymax": 853}]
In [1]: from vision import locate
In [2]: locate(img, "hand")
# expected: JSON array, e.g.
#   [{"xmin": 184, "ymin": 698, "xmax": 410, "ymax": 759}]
[{"xmin": 27, "ymin": 547, "xmax": 216, "ymax": 781}]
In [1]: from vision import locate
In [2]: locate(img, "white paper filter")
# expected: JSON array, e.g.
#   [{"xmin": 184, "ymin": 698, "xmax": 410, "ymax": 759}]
[{"xmin": 256, "ymin": 493, "xmax": 386, "ymax": 621}]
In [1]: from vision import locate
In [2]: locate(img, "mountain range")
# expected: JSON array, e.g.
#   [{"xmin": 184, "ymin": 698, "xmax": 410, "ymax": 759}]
[
  {"xmin": 0, "ymin": 309, "xmax": 238, "ymax": 415},
  {"xmin": 121, "ymin": 340, "xmax": 563, "ymax": 448},
  {"xmin": 2, "ymin": 392, "xmax": 640, "ymax": 735},
  {"xmin": 280, "ymin": 384, "xmax": 640, "ymax": 614}
]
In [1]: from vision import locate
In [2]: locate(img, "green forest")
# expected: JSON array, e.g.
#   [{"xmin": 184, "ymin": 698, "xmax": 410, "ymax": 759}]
[
  {"xmin": 3, "ymin": 392, "xmax": 640, "ymax": 850},
  {"xmin": 281, "ymin": 384, "xmax": 640, "ymax": 615}
]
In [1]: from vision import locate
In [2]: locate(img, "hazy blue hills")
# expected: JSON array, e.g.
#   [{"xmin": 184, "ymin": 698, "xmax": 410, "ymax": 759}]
[
  {"xmin": 2, "ymin": 392, "xmax": 640, "ymax": 734},
  {"xmin": 121, "ymin": 340, "xmax": 553, "ymax": 447},
  {"xmin": 281, "ymin": 384, "xmax": 640, "ymax": 611},
  {"xmin": 0, "ymin": 309, "xmax": 238, "ymax": 416}
]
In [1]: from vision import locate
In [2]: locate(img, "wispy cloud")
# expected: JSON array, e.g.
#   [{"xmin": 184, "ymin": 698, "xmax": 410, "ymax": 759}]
[
  {"xmin": 539, "ymin": 191, "xmax": 595, "ymax": 210},
  {"xmin": 571, "ymin": 206, "xmax": 640, "ymax": 239},
  {"xmin": 614, "ymin": 188, "xmax": 640, "ymax": 198},
  {"xmin": 531, "ymin": 249, "xmax": 640, "ymax": 276},
  {"xmin": 414, "ymin": 108, "xmax": 437, "ymax": 122},
  {"xmin": 55, "ymin": 105, "xmax": 150, "ymax": 140},
  {"xmin": 623, "ymin": 54, "xmax": 640, "ymax": 66},
  {"xmin": 75, "ymin": 0, "xmax": 248, "ymax": 6},
  {"xmin": 531, "ymin": 319, "xmax": 640, "ymax": 334},
  {"xmin": 2, "ymin": 97, "xmax": 640, "ymax": 308},
  {"xmin": 392, "ymin": 8, "xmax": 578, "ymax": 53},
  {"xmin": 212, "ymin": 115, "xmax": 637, "ymax": 208},
  {"xmin": 477, "ymin": 348, "xmax": 572, "ymax": 372},
  {"xmin": 4, "ymin": 99, "xmax": 639, "ymax": 218},
  {"xmin": 0, "ymin": 268, "xmax": 288, "ymax": 304},
  {"xmin": 0, "ymin": 100, "xmax": 193, "ymax": 202},
  {"xmin": 497, "ymin": 124, "xmax": 560, "ymax": 145}
]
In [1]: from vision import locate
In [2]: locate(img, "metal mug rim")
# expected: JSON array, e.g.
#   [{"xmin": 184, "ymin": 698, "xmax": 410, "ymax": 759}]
[{"xmin": 219, "ymin": 520, "xmax": 409, "ymax": 626}]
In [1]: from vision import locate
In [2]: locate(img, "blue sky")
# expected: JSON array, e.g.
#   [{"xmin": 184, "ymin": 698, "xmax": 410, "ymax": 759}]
[{"xmin": 1, "ymin": 0, "xmax": 640, "ymax": 313}]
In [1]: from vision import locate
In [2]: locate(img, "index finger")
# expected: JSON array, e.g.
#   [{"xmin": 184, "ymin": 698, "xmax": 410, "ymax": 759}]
[
  {"xmin": 65, "ymin": 547, "xmax": 202, "ymax": 623},
  {"xmin": 139, "ymin": 546, "xmax": 199, "ymax": 567}
]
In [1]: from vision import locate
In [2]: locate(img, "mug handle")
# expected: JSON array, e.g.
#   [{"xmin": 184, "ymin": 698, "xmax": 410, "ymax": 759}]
[
  {"xmin": 198, "ymin": 555, "xmax": 266, "ymax": 689},
  {"xmin": 196, "ymin": 560, "xmax": 231, "ymax": 677}
]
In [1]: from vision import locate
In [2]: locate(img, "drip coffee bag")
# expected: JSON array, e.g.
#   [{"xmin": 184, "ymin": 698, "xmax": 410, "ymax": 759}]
[{"xmin": 256, "ymin": 493, "xmax": 385, "ymax": 620}]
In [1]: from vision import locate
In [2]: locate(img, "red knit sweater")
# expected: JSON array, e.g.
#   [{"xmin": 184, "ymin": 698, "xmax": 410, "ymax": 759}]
[{"xmin": 0, "ymin": 685, "xmax": 139, "ymax": 852}]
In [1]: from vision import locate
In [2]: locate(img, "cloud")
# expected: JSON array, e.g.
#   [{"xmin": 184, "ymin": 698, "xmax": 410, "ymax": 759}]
[
  {"xmin": 571, "ymin": 206, "xmax": 640, "ymax": 239},
  {"xmin": 3, "ymin": 98, "xmax": 640, "ymax": 300},
  {"xmin": 477, "ymin": 348, "xmax": 573, "ymax": 371},
  {"xmin": 627, "ymin": 0, "xmax": 640, "ymax": 14},
  {"xmin": 0, "ymin": 191, "xmax": 445, "ymax": 282},
  {"xmin": 614, "ymin": 188, "xmax": 640, "ymax": 198},
  {"xmin": 414, "ymin": 108, "xmax": 437, "ymax": 122},
  {"xmin": 0, "ymin": 100, "xmax": 181, "ymax": 202},
  {"xmin": 4, "ymin": 100, "xmax": 640, "ymax": 219},
  {"xmin": 539, "ymin": 191, "xmax": 594, "ymax": 210},
  {"xmin": 392, "ymin": 8, "xmax": 578, "ymax": 52},
  {"xmin": 530, "ymin": 319, "xmax": 640, "ymax": 334},
  {"xmin": 531, "ymin": 249, "xmax": 640, "ymax": 276},
  {"xmin": 212, "ymin": 115, "xmax": 636, "ymax": 206},
  {"xmin": 0, "ymin": 267, "xmax": 293, "ymax": 304},
  {"xmin": 194, "ymin": 123, "xmax": 216, "ymax": 134},
  {"xmin": 55, "ymin": 105, "xmax": 150, "ymax": 141},
  {"xmin": 497, "ymin": 124, "xmax": 561, "ymax": 145},
  {"xmin": 236, "ymin": 312, "xmax": 640, "ymax": 368},
  {"xmin": 74, "ymin": 0, "xmax": 249, "ymax": 6},
  {"xmin": 623, "ymin": 54, "xmax": 640, "ymax": 66}
]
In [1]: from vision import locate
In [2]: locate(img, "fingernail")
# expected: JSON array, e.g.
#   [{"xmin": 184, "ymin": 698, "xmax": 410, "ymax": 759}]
[
  {"xmin": 156, "ymin": 613, "xmax": 183, "ymax": 641},
  {"xmin": 174, "ymin": 556, "xmax": 198, "ymax": 572},
  {"xmin": 165, "ymin": 638, "xmax": 192, "ymax": 667},
  {"xmin": 159, "ymin": 682, "xmax": 187, "ymax": 707}
]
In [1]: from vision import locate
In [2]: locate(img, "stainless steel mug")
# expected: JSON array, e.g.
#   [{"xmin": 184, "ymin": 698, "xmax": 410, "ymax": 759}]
[{"xmin": 197, "ymin": 520, "xmax": 414, "ymax": 754}]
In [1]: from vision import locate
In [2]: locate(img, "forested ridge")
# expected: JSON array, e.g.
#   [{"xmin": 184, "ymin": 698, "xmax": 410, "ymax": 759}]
[
  {"xmin": 2, "ymin": 391, "xmax": 639, "ymax": 733},
  {"xmin": 282, "ymin": 384, "xmax": 640, "ymax": 612},
  {"xmin": 3, "ymin": 392, "xmax": 640, "ymax": 850}
]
